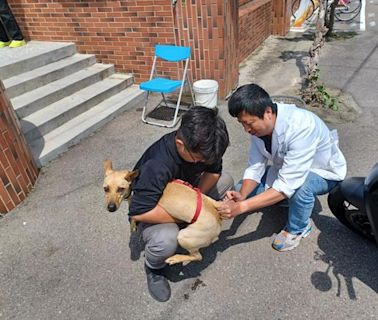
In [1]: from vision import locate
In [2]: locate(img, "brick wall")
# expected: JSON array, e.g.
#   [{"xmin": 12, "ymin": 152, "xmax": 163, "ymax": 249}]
[
  {"xmin": 239, "ymin": 0, "xmax": 272, "ymax": 63},
  {"xmin": 172, "ymin": 0, "xmax": 239, "ymax": 97},
  {"xmin": 8, "ymin": 0, "xmax": 176, "ymax": 84},
  {"xmin": 8, "ymin": 0, "xmax": 239, "ymax": 98},
  {"xmin": 272, "ymin": 0, "xmax": 292, "ymax": 35},
  {"xmin": 240, "ymin": 0, "xmax": 252, "ymax": 7},
  {"xmin": 8, "ymin": 0, "xmax": 290, "ymax": 98},
  {"xmin": 0, "ymin": 83, "xmax": 39, "ymax": 214}
]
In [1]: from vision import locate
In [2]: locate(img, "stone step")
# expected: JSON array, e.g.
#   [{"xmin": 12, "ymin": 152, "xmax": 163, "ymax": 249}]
[
  {"xmin": 11, "ymin": 63, "xmax": 114, "ymax": 118},
  {"xmin": 0, "ymin": 41, "xmax": 76, "ymax": 80},
  {"xmin": 30, "ymin": 85, "xmax": 144, "ymax": 167},
  {"xmin": 21, "ymin": 73, "xmax": 133, "ymax": 142},
  {"xmin": 3, "ymin": 53, "xmax": 96, "ymax": 98}
]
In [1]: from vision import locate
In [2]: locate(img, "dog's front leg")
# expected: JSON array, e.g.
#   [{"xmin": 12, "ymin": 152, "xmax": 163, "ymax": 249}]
[
  {"xmin": 130, "ymin": 220, "xmax": 138, "ymax": 232},
  {"xmin": 165, "ymin": 251, "xmax": 202, "ymax": 265}
]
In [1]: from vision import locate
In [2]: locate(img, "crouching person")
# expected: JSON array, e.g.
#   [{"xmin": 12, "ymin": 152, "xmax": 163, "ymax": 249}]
[
  {"xmin": 217, "ymin": 84, "xmax": 347, "ymax": 251},
  {"xmin": 129, "ymin": 107, "xmax": 233, "ymax": 302}
]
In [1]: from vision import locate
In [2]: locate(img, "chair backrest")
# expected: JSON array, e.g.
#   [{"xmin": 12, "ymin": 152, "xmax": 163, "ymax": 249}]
[{"xmin": 155, "ymin": 45, "xmax": 191, "ymax": 62}]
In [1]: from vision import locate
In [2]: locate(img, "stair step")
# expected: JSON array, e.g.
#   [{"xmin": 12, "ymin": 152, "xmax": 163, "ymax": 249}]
[
  {"xmin": 0, "ymin": 41, "xmax": 76, "ymax": 80},
  {"xmin": 11, "ymin": 63, "xmax": 115, "ymax": 118},
  {"xmin": 3, "ymin": 54, "xmax": 96, "ymax": 98},
  {"xmin": 30, "ymin": 85, "xmax": 144, "ymax": 167},
  {"xmin": 21, "ymin": 73, "xmax": 133, "ymax": 141}
]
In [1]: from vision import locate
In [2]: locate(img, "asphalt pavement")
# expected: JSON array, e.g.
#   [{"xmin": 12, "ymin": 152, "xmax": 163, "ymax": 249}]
[{"xmin": 1, "ymin": 2, "xmax": 378, "ymax": 319}]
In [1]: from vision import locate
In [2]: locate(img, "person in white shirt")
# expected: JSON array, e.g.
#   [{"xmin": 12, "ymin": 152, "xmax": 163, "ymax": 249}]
[{"xmin": 217, "ymin": 83, "xmax": 347, "ymax": 251}]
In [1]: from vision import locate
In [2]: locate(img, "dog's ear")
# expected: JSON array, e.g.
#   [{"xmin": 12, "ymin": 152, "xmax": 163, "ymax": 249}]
[
  {"xmin": 103, "ymin": 159, "xmax": 113, "ymax": 175},
  {"xmin": 125, "ymin": 169, "xmax": 139, "ymax": 182}
]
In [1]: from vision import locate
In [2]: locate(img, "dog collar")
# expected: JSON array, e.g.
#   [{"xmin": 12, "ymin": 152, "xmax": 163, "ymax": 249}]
[{"xmin": 172, "ymin": 179, "xmax": 202, "ymax": 224}]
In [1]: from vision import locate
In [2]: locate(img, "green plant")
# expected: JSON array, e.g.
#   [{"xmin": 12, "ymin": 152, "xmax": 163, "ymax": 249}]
[
  {"xmin": 302, "ymin": 68, "xmax": 339, "ymax": 111},
  {"xmin": 316, "ymin": 84, "xmax": 338, "ymax": 111}
]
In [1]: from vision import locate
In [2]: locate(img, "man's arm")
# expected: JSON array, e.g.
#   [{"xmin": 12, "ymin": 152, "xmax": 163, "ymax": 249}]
[
  {"xmin": 225, "ymin": 179, "xmax": 258, "ymax": 201},
  {"xmin": 238, "ymin": 179, "xmax": 258, "ymax": 200},
  {"xmin": 131, "ymin": 205, "xmax": 181, "ymax": 224},
  {"xmin": 218, "ymin": 188, "xmax": 286, "ymax": 219},
  {"xmin": 129, "ymin": 159, "xmax": 178, "ymax": 224}
]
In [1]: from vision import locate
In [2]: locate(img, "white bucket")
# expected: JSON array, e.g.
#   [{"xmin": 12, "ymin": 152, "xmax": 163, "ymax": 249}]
[{"xmin": 193, "ymin": 79, "xmax": 219, "ymax": 109}]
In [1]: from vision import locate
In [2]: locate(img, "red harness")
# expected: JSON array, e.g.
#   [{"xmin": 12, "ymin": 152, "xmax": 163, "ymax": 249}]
[{"xmin": 172, "ymin": 179, "xmax": 202, "ymax": 223}]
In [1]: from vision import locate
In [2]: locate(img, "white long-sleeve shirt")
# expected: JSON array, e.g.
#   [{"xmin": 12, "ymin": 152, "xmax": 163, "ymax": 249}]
[{"xmin": 243, "ymin": 103, "xmax": 347, "ymax": 198}]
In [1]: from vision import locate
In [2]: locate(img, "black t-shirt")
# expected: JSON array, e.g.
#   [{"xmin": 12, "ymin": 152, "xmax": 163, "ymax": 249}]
[{"xmin": 128, "ymin": 131, "xmax": 222, "ymax": 216}]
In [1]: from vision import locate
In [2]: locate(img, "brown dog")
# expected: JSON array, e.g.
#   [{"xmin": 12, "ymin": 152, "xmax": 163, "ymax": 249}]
[{"xmin": 103, "ymin": 159, "xmax": 222, "ymax": 265}]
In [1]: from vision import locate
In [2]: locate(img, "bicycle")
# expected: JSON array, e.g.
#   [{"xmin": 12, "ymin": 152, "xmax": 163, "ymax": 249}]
[
  {"xmin": 334, "ymin": 0, "xmax": 362, "ymax": 21},
  {"xmin": 292, "ymin": 0, "xmax": 316, "ymax": 22},
  {"xmin": 292, "ymin": 0, "xmax": 362, "ymax": 23}
]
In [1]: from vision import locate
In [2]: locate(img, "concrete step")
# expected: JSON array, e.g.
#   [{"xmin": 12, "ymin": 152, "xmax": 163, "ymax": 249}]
[
  {"xmin": 1, "ymin": 40, "xmax": 143, "ymax": 167},
  {"xmin": 3, "ymin": 54, "xmax": 96, "ymax": 98},
  {"xmin": 21, "ymin": 73, "xmax": 133, "ymax": 141},
  {"xmin": 30, "ymin": 85, "xmax": 144, "ymax": 167},
  {"xmin": 11, "ymin": 63, "xmax": 114, "ymax": 118},
  {"xmin": 0, "ymin": 41, "xmax": 76, "ymax": 80}
]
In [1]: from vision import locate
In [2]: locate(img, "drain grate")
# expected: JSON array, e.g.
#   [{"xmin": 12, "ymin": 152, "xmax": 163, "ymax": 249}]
[
  {"xmin": 147, "ymin": 100, "xmax": 191, "ymax": 121},
  {"xmin": 147, "ymin": 106, "xmax": 187, "ymax": 121},
  {"xmin": 271, "ymin": 95, "xmax": 306, "ymax": 108}
]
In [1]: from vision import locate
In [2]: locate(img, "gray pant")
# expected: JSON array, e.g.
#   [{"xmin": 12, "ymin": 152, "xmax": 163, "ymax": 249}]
[{"xmin": 140, "ymin": 172, "xmax": 234, "ymax": 269}]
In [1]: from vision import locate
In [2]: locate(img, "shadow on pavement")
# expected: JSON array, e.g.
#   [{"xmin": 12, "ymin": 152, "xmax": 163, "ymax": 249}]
[
  {"xmin": 127, "ymin": 206, "xmax": 288, "ymax": 279},
  {"xmin": 165, "ymin": 205, "xmax": 289, "ymax": 282},
  {"xmin": 278, "ymin": 50, "xmax": 308, "ymax": 83},
  {"xmin": 311, "ymin": 211, "xmax": 378, "ymax": 299},
  {"xmin": 128, "ymin": 200, "xmax": 338, "ymax": 283}
]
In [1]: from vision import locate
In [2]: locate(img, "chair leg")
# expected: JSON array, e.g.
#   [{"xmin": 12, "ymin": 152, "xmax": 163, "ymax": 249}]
[
  {"xmin": 141, "ymin": 91, "xmax": 178, "ymax": 128},
  {"xmin": 161, "ymin": 92, "xmax": 169, "ymax": 107},
  {"xmin": 141, "ymin": 91, "xmax": 150, "ymax": 123},
  {"xmin": 142, "ymin": 91, "xmax": 167, "ymax": 123},
  {"xmin": 187, "ymin": 78, "xmax": 195, "ymax": 107},
  {"xmin": 141, "ymin": 81, "xmax": 193, "ymax": 128},
  {"xmin": 169, "ymin": 89, "xmax": 184, "ymax": 128}
]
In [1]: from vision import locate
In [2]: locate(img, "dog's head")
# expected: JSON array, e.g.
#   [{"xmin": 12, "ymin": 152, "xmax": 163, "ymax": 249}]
[{"xmin": 103, "ymin": 160, "xmax": 139, "ymax": 212}]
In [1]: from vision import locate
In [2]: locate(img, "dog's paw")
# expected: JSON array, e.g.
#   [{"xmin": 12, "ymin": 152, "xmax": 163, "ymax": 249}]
[
  {"xmin": 130, "ymin": 220, "xmax": 138, "ymax": 233},
  {"xmin": 165, "ymin": 255, "xmax": 182, "ymax": 265}
]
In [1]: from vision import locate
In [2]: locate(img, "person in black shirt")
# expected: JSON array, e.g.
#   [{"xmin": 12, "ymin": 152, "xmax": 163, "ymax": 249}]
[{"xmin": 129, "ymin": 106, "xmax": 233, "ymax": 302}]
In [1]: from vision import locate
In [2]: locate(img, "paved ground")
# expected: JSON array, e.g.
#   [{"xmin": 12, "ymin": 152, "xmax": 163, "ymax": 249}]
[{"xmin": 1, "ymin": 3, "xmax": 378, "ymax": 320}]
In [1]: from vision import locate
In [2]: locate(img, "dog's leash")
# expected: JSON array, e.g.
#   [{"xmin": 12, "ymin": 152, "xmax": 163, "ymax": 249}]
[{"xmin": 172, "ymin": 179, "xmax": 202, "ymax": 224}]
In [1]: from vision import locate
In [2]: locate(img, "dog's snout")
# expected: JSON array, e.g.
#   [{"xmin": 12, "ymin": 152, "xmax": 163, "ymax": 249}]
[{"xmin": 107, "ymin": 203, "xmax": 117, "ymax": 212}]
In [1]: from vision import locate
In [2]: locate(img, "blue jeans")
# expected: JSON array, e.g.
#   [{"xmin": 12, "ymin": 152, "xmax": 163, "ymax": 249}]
[{"xmin": 236, "ymin": 170, "xmax": 339, "ymax": 234}]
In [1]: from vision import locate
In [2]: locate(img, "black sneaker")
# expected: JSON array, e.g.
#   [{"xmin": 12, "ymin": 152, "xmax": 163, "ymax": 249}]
[{"xmin": 144, "ymin": 264, "xmax": 171, "ymax": 302}]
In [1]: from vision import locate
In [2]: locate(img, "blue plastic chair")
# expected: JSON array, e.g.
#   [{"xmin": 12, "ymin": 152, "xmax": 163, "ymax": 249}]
[{"xmin": 140, "ymin": 44, "xmax": 195, "ymax": 127}]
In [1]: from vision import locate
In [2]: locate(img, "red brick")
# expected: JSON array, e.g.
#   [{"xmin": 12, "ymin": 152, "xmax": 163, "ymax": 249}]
[{"xmin": 7, "ymin": 0, "xmax": 285, "ymax": 98}]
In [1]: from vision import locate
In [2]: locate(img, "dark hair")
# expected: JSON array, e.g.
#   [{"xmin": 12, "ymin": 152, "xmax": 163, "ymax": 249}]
[
  {"xmin": 177, "ymin": 106, "xmax": 229, "ymax": 164},
  {"xmin": 228, "ymin": 83, "xmax": 277, "ymax": 119}
]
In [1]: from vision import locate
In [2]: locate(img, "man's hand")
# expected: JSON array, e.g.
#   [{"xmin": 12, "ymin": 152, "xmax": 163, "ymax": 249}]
[
  {"xmin": 219, "ymin": 188, "xmax": 287, "ymax": 220},
  {"xmin": 216, "ymin": 199, "xmax": 241, "ymax": 220},
  {"xmin": 224, "ymin": 190, "xmax": 244, "ymax": 202}
]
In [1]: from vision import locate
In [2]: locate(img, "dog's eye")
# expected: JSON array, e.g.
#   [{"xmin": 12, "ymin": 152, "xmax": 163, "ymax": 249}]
[
  {"xmin": 117, "ymin": 187, "xmax": 125, "ymax": 193},
  {"xmin": 104, "ymin": 186, "xmax": 109, "ymax": 192}
]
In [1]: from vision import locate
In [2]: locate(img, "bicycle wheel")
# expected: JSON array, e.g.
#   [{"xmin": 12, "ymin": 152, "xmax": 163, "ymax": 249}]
[
  {"xmin": 335, "ymin": 0, "xmax": 362, "ymax": 21},
  {"xmin": 292, "ymin": 0, "xmax": 316, "ymax": 21},
  {"xmin": 306, "ymin": 0, "xmax": 316, "ymax": 21},
  {"xmin": 292, "ymin": 0, "xmax": 300, "ymax": 18}
]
